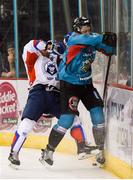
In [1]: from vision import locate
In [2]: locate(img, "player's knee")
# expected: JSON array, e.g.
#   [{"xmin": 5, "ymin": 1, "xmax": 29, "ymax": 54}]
[
  {"xmin": 89, "ymin": 106, "xmax": 105, "ymax": 126},
  {"xmin": 17, "ymin": 118, "xmax": 36, "ymax": 136},
  {"xmin": 57, "ymin": 114, "xmax": 75, "ymax": 129},
  {"xmin": 70, "ymin": 125, "xmax": 85, "ymax": 143},
  {"xmin": 59, "ymin": 114, "xmax": 75, "ymax": 129}
]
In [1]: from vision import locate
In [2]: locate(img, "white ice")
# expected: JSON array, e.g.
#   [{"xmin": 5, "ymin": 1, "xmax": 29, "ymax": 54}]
[{"xmin": 0, "ymin": 146, "xmax": 118, "ymax": 179}]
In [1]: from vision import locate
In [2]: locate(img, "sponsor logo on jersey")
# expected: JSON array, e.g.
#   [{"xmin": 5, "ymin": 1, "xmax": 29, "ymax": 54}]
[{"xmin": 81, "ymin": 60, "xmax": 91, "ymax": 72}]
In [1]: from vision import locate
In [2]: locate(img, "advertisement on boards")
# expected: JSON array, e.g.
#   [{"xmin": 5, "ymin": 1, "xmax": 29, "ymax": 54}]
[
  {"xmin": 0, "ymin": 80, "xmax": 53, "ymax": 134},
  {"xmin": 106, "ymin": 86, "xmax": 133, "ymax": 166},
  {"xmin": 0, "ymin": 82, "xmax": 19, "ymax": 130}
]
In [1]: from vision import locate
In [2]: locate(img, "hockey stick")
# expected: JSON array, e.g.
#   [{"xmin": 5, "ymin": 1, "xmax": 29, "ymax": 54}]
[{"xmin": 103, "ymin": 55, "xmax": 112, "ymax": 100}]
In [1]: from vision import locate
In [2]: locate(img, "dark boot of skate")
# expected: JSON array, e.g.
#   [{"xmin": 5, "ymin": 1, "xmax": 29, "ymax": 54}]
[
  {"xmin": 8, "ymin": 150, "xmax": 20, "ymax": 169},
  {"xmin": 96, "ymin": 150, "xmax": 105, "ymax": 165},
  {"xmin": 39, "ymin": 145, "xmax": 54, "ymax": 166},
  {"xmin": 83, "ymin": 144, "xmax": 98, "ymax": 154},
  {"xmin": 77, "ymin": 142, "xmax": 98, "ymax": 160}
]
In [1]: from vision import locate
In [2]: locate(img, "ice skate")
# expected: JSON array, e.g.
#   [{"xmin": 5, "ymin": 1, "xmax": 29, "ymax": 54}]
[
  {"xmin": 77, "ymin": 142, "xmax": 98, "ymax": 160},
  {"xmin": 84, "ymin": 144, "xmax": 99, "ymax": 154},
  {"xmin": 39, "ymin": 148, "xmax": 54, "ymax": 166},
  {"xmin": 8, "ymin": 150, "xmax": 20, "ymax": 169},
  {"xmin": 95, "ymin": 150, "xmax": 105, "ymax": 167},
  {"xmin": 78, "ymin": 150, "xmax": 87, "ymax": 160}
]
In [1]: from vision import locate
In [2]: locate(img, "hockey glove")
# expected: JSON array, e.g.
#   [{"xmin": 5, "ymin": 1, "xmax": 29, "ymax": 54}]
[{"xmin": 102, "ymin": 32, "xmax": 117, "ymax": 47}]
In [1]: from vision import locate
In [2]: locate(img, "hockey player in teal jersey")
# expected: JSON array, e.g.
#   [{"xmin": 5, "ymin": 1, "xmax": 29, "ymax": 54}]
[{"xmin": 39, "ymin": 17, "xmax": 116, "ymax": 166}]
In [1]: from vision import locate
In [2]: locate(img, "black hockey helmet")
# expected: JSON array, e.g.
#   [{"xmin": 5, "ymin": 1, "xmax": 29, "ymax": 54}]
[{"xmin": 73, "ymin": 17, "xmax": 92, "ymax": 33}]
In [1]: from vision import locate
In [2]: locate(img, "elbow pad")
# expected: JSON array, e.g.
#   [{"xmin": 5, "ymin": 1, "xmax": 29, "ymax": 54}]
[{"xmin": 102, "ymin": 32, "xmax": 117, "ymax": 47}]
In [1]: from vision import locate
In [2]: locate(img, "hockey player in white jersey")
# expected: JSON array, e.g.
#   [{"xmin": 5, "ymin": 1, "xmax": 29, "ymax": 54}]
[{"xmin": 8, "ymin": 40, "xmax": 97, "ymax": 168}]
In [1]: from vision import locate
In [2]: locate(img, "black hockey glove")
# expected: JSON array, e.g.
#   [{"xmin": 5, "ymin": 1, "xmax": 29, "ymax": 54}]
[{"xmin": 102, "ymin": 32, "xmax": 117, "ymax": 47}]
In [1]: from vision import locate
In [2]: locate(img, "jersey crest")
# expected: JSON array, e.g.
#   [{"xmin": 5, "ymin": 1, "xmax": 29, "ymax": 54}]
[{"xmin": 45, "ymin": 61, "xmax": 57, "ymax": 75}]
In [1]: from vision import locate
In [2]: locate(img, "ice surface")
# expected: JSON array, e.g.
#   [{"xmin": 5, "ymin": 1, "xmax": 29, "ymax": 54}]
[{"xmin": 0, "ymin": 146, "xmax": 118, "ymax": 179}]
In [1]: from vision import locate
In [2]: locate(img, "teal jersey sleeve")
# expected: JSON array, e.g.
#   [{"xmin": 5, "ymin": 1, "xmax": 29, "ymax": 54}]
[
  {"xmin": 96, "ymin": 43, "xmax": 116, "ymax": 56},
  {"xmin": 68, "ymin": 33, "xmax": 103, "ymax": 46}
]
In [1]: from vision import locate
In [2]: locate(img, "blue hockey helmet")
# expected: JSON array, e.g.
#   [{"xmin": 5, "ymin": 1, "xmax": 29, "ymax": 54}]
[
  {"xmin": 53, "ymin": 41, "xmax": 65, "ymax": 55},
  {"xmin": 63, "ymin": 32, "xmax": 72, "ymax": 46},
  {"xmin": 46, "ymin": 40, "xmax": 64, "ymax": 55}
]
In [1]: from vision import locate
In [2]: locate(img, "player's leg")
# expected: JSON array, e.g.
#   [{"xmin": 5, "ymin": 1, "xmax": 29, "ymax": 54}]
[
  {"xmin": 70, "ymin": 115, "xmax": 98, "ymax": 160},
  {"xmin": 50, "ymin": 91, "xmax": 93, "ymax": 159},
  {"xmin": 8, "ymin": 118, "xmax": 36, "ymax": 166},
  {"xmin": 82, "ymin": 86, "xmax": 105, "ymax": 165},
  {"xmin": 39, "ymin": 114, "xmax": 75, "ymax": 166},
  {"xmin": 8, "ymin": 85, "xmax": 47, "ymax": 166},
  {"xmin": 39, "ymin": 81, "xmax": 78, "ymax": 166},
  {"xmin": 89, "ymin": 106, "xmax": 105, "ymax": 164},
  {"xmin": 70, "ymin": 115, "xmax": 86, "ymax": 156}
]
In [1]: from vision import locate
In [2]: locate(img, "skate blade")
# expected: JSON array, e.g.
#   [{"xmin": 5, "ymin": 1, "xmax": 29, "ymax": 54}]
[
  {"xmin": 39, "ymin": 157, "xmax": 46, "ymax": 166},
  {"xmin": 78, "ymin": 153, "xmax": 95, "ymax": 160},
  {"xmin": 90, "ymin": 149, "xmax": 99, "ymax": 155},
  {"xmin": 9, "ymin": 163, "xmax": 19, "ymax": 170},
  {"xmin": 78, "ymin": 149, "xmax": 100, "ymax": 160},
  {"xmin": 39, "ymin": 158, "xmax": 52, "ymax": 168}
]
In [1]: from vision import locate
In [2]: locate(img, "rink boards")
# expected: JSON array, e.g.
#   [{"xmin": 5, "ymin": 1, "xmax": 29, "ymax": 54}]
[{"xmin": 0, "ymin": 79, "xmax": 133, "ymax": 179}]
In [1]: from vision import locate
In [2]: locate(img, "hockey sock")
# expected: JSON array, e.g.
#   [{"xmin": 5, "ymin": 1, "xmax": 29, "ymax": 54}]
[
  {"xmin": 92, "ymin": 124, "xmax": 105, "ymax": 150},
  {"xmin": 11, "ymin": 131, "xmax": 26, "ymax": 153},
  {"xmin": 47, "ymin": 128, "xmax": 65, "ymax": 151},
  {"xmin": 11, "ymin": 118, "xmax": 36, "ymax": 153},
  {"xmin": 70, "ymin": 125, "xmax": 85, "ymax": 143},
  {"xmin": 47, "ymin": 114, "xmax": 75, "ymax": 151}
]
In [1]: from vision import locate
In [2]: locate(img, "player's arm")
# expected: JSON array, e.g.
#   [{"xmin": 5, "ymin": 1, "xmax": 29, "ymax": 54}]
[
  {"xmin": 96, "ymin": 44, "xmax": 116, "ymax": 56},
  {"xmin": 68, "ymin": 32, "xmax": 116, "ymax": 52},
  {"xmin": 68, "ymin": 33, "xmax": 103, "ymax": 46},
  {"xmin": 96, "ymin": 32, "xmax": 117, "ymax": 56}
]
